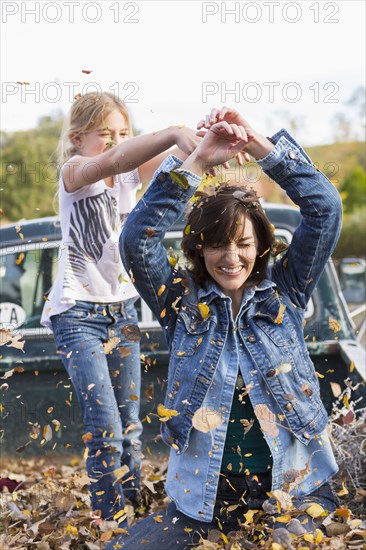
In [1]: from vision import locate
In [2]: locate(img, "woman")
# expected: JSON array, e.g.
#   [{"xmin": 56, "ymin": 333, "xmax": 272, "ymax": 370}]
[
  {"xmin": 41, "ymin": 92, "xmax": 199, "ymax": 523},
  {"xmin": 108, "ymin": 108, "xmax": 342, "ymax": 548}
]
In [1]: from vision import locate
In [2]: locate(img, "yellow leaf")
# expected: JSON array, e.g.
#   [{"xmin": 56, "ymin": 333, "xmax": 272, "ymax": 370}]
[
  {"xmin": 157, "ymin": 403, "xmax": 180, "ymax": 422},
  {"xmin": 350, "ymin": 361, "xmax": 355, "ymax": 372},
  {"xmin": 315, "ymin": 529, "xmax": 323, "ymax": 544},
  {"xmin": 158, "ymin": 285, "xmax": 166, "ymax": 296},
  {"xmin": 303, "ymin": 533, "xmax": 314, "ymax": 543},
  {"xmin": 66, "ymin": 525, "xmax": 78, "ymax": 536},
  {"xmin": 198, "ymin": 302, "xmax": 210, "ymax": 320},
  {"xmin": 274, "ymin": 303, "xmax": 286, "ymax": 324},
  {"xmin": 153, "ymin": 515, "xmax": 163, "ymax": 523},
  {"xmin": 160, "ymin": 308, "xmax": 166, "ymax": 318},
  {"xmin": 337, "ymin": 481, "xmax": 349, "ymax": 496},
  {"xmin": 274, "ymin": 514, "xmax": 291, "ymax": 523},
  {"xmin": 305, "ymin": 503, "xmax": 326, "ymax": 518},
  {"xmin": 113, "ymin": 508, "xmax": 127, "ymax": 520},
  {"xmin": 221, "ymin": 533, "xmax": 229, "ymax": 544},
  {"xmin": 168, "ymin": 257, "xmax": 177, "ymax": 268},
  {"xmin": 184, "ymin": 224, "xmax": 191, "ymax": 235}
]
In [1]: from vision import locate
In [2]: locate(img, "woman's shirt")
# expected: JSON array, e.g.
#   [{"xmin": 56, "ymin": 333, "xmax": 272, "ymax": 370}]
[
  {"xmin": 221, "ymin": 375, "xmax": 273, "ymax": 474},
  {"xmin": 41, "ymin": 168, "xmax": 140, "ymax": 328}
]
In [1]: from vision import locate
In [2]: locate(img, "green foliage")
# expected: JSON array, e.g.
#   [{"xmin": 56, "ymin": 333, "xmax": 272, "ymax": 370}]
[
  {"xmin": 334, "ymin": 206, "xmax": 366, "ymax": 259},
  {"xmin": 340, "ymin": 165, "xmax": 366, "ymax": 213},
  {"xmin": 1, "ymin": 115, "xmax": 63, "ymax": 222}
]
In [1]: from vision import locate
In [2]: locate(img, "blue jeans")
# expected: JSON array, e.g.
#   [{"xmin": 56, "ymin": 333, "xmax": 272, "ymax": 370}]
[
  {"xmin": 105, "ymin": 475, "xmax": 338, "ymax": 549},
  {"xmin": 51, "ymin": 299, "xmax": 142, "ymax": 520}
]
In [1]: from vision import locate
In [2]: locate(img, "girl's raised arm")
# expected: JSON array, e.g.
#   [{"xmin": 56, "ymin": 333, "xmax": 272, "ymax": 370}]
[{"xmin": 62, "ymin": 126, "xmax": 200, "ymax": 192}]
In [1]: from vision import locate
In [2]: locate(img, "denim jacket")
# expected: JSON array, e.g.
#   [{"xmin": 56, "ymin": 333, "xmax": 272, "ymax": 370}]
[{"xmin": 120, "ymin": 130, "xmax": 342, "ymax": 521}]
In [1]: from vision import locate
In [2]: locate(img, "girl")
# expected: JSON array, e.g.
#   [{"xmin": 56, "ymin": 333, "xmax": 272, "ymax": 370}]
[
  {"xmin": 107, "ymin": 108, "xmax": 342, "ymax": 548},
  {"xmin": 41, "ymin": 92, "xmax": 199, "ymax": 523}
]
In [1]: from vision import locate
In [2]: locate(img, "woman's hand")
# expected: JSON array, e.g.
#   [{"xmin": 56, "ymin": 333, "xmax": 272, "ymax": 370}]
[
  {"xmin": 181, "ymin": 121, "xmax": 252, "ymax": 176},
  {"xmin": 197, "ymin": 107, "xmax": 255, "ymax": 164}
]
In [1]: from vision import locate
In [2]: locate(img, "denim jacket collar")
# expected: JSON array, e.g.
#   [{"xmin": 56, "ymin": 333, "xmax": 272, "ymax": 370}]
[{"xmin": 197, "ymin": 277, "xmax": 277, "ymax": 308}]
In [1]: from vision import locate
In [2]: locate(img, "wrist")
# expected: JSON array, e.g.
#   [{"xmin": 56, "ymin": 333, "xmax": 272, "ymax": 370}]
[
  {"xmin": 180, "ymin": 151, "xmax": 207, "ymax": 176},
  {"xmin": 245, "ymin": 133, "xmax": 274, "ymax": 160}
]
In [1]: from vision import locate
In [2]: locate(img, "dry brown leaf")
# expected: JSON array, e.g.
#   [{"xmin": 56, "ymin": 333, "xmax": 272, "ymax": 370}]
[
  {"xmin": 192, "ymin": 407, "xmax": 223, "ymax": 433},
  {"xmin": 254, "ymin": 404, "xmax": 279, "ymax": 437},
  {"xmin": 0, "ymin": 329, "xmax": 25, "ymax": 351}
]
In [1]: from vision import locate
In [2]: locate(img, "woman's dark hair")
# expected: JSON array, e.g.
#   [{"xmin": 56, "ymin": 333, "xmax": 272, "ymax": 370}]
[{"xmin": 181, "ymin": 185, "xmax": 275, "ymax": 287}]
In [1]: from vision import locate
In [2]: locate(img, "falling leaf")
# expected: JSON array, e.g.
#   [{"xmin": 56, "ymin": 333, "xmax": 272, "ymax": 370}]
[
  {"xmin": 158, "ymin": 285, "xmax": 166, "ymax": 296},
  {"xmin": 198, "ymin": 302, "xmax": 210, "ymax": 320},
  {"xmin": 278, "ymin": 362, "xmax": 292, "ymax": 374},
  {"xmin": 87, "ymin": 384, "xmax": 95, "ymax": 391},
  {"xmin": 146, "ymin": 228, "xmax": 155, "ymax": 236},
  {"xmin": 103, "ymin": 337, "xmax": 120, "ymax": 354},
  {"xmin": 129, "ymin": 394, "xmax": 138, "ymax": 401},
  {"xmin": 328, "ymin": 317, "xmax": 341, "ymax": 333},
  {"xmin": 0, "ymin": 329, "xmax": 25, "ymax": 352},
  {"xmin": 121, "ymin": 324, "xmax": 141, "ymax": 342},
  {"xmin": 330, "ymin": 381, "xmax": 342, "ymax": 397},
  {"xmin": 157, "ymin": 404, "xmax": 180, "ymax": 422},
  {"xmin": 82, "ymin": 69, "xmax": 92, "ymax": 74},
  {"xmin": 160, "ymin": 308, "xmax": 166, "ymax": 318},
  {"xmin": 254, "ymin": 404, "xmax": 279, "ymax": 437},
  {"xmin": 192, "ymin": 407, "xmax": 223, "ymax": 433},
  {"xmin": 274, "ymin": 303, "xmax": 286, "ymax": 324},
  {"xmin": 82, "ymin": 432, "xmax": 93, "ymax": 444},
  {"xmin": 43, "ymin": 424, "xmax": 52, "ymax": 442},
  {"xmin": 184, "ymin": 225, "xmax": 191, "ymax": 235},
  {"xmin": 153, "ymin": 515, "xmax": 163, "ymax": 523}
]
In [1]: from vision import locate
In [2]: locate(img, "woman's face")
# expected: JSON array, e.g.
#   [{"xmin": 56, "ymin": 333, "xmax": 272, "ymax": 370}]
[
  {"xmin": 74, "ymin": 110, "xmax": 129, "ymax": 157},
  {"xmin": 202, "ymin": 217, "xmax": 257, "ymax": 301}
]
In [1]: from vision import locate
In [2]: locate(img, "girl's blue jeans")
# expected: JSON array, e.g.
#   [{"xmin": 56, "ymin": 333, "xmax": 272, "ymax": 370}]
[{"xmin": 51, "ymin": 299, "xmax": 142, "ymax": 520}]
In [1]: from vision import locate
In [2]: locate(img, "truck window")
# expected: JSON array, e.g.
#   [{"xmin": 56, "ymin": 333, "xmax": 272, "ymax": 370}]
[{"xmin": 0, "ymin": 244, "xmax": 59, "ymax": 330}]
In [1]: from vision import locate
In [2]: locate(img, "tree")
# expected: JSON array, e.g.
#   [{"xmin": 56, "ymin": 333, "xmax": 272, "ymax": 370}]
[
  {"xmin": 340, "ymin": 165, "xmax": 366, "ymax": 213},
  {"xmin": 1, "ymin": 115, "xmax": 63, "ymax": 222}
]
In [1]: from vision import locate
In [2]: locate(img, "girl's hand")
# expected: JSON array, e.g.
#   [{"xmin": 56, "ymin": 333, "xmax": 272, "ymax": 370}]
[
  {"xmin": 173, "ymin": 126, "xmax": 202, "ymax": 156},
  {"xmin": 197, "ymin": 107, "xmax": 256, "ymax": 163}
]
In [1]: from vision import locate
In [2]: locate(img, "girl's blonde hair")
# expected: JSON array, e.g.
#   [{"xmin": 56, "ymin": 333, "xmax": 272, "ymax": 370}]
[{"xmin": 58, "ymin": 92, "xmax": 133, "ymax": 164}]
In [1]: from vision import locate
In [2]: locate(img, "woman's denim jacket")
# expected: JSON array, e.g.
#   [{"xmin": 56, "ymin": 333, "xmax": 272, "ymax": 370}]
[{"xmin": 120, "ymin": 130, "xmax": 342, "ymax": 521}]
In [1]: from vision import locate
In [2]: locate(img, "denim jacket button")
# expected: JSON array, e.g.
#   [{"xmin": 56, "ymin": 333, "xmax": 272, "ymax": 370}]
[
  {"xmin": 247, "ymin": 334, "xmax": 256, "ymax": 343},
  {"xmin": 266, "ymin": 369, "xmax": 277, "ymax": 378},
  {"xmin": 285, "ymin": 402, "xmax": 293, "ymax": 411},
  {"xmin": 288, "ymin": 149, "xmax": 296, "ymax": 159},
  {"xmin": 158, "ymin": 173, "xmax": 167, "ymax": 182},
  {"xmin": 303, "ymin": 431, "xmax": 311, "ymax": 439}
]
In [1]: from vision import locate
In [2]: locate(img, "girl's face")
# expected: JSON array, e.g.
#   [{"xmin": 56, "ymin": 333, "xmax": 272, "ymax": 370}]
[
  {"xmin": 202, "ymin": 217, "xmax": 257, "ymax": 302},
  {"xmin": 74, "ymin": 110, "xmax": 129, "ymax": 157}
]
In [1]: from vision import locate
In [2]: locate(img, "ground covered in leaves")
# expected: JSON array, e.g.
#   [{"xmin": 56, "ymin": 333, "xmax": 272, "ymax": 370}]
[{"xmin": 1, "ymin": 408, "xmax": 365, "ymax": 550}]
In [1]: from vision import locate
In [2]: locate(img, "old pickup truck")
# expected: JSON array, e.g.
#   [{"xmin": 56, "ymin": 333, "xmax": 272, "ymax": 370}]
[{"xmin": 1, "ymin": 206, "xmax": 365, "ymax": 456}]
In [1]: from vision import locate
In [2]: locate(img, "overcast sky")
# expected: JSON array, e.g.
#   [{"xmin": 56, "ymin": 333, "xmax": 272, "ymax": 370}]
[{"xmin": 1, "ymin": 0, "xmax": 365, "ymax": 145}]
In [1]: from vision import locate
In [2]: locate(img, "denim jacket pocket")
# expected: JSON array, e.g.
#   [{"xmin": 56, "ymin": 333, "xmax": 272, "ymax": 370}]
[{"xmin": 171, "ymin": 309, "xmax": 215, "ymax": 357}]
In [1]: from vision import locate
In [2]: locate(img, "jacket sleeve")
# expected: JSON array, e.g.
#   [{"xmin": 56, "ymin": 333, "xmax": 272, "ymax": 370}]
[
  {"xmin": 120, "ymin": 156, "xmax": 200, "ymax": 338},
  {"xmin": 257, "ymin": 129, "xmax": 343, "ymax": 309}
]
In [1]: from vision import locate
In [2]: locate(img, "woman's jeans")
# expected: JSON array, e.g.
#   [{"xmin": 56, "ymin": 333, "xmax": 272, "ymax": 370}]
[
  {"xmin": 51, "ymin": 299, "xmax": 142, "ymax": 520},
  {"xmin": 105, "ymin": 472, "xmax": 338, "ymax": 549}
]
